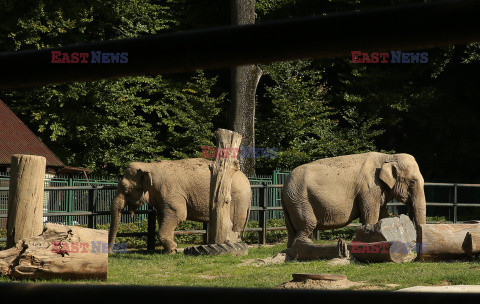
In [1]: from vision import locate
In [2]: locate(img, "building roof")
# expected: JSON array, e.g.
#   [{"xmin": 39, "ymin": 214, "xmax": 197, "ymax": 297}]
[{"xmin": 0, "ymin": 99, "xmax": 65, "ymax": 167}]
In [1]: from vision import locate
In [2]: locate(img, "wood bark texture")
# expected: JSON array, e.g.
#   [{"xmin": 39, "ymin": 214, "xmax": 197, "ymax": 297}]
[
  {"xmin": 349, "ymin": 241, "xmax": 416, "ymax": 263},
  {"xmin": 417, "ymin": 223, "xmax": 480, "ymax": 261},
  {"xmin": 284, "ymin": 239, "xmax": 350, "ymax": 260},
  {"xmin": 353, "ymin": 214, "xmax": 417, "ymax": 244},
  {"xmin": 462, "ymin": 231, "xmax": 480, "ymax": 257},
  {"xmin": 0, "ymin": 223, "xmax": 108, "ymax": 280},
  {"xmin": 6, "ymin": 154, "xmax": 46, "ymax": 248},
  {"xmin": 229, "ymin": 0, "xmax": 262, "ymax": 176},
  {"xmin": 208, "ymin": 128, "xmax": 243, "ymax": 244}
]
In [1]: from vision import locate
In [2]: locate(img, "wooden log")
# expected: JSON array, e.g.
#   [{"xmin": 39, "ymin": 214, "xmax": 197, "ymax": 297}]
[
  {"xmin": 208, "ymin": 128, "xmax": 243, "ymax": 244},
  {"xmin": 283, "ymin": 239, "xmax": 350, "ymax": 261},
  {"xmin": 417, "ymin": 223, "xmax": 480, "ymax": 261},
  {"xmin": 6, "ymin": 154, "xmax": 46, "ymax": 248},
  {"xmin": 0, "ymin": 223, "xmax": 108, "ymax": 280},
  {"xmin": 353, "ymin": 214, "xmax": 417, "ymax": 244},
  {"xmin": 462, "ymin": 231, "xmax": 480, "ymax": 257},
  {"xmin": 349, "ymin": 241, "xmax": 416, "ymax": 263}
]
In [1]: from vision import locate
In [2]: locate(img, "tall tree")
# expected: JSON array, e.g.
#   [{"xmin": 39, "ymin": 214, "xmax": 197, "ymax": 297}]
[{"xmin": 229, "ymin": 0, "xmax": 263, "ymax": 176}]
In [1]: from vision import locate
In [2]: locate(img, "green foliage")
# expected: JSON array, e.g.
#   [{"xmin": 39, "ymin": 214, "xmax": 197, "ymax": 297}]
[
  {"xmin": 243, "ymin": 219, "xmax": 289, "ymax": 244},
  {"xmin": 256, "ymin": 60, "xmax": 383, "ymax": 172},
  {"xmin": 0, "ymin": 0, "xmax": 224, "ymax": 176}
]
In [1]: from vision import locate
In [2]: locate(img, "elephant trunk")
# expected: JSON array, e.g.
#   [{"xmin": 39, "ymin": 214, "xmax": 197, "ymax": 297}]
[
  {"xmin": 411, "ymin": 186, "xmax": 427, "ymax": 231},
  {"xmin": 108, "ymin": 191, "xmax": 125, "ymax": 253}
]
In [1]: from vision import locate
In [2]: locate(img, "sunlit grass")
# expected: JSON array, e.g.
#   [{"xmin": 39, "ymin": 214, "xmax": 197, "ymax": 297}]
[{"xmin": 1, "ymin": 243, "xmax": 479, "ymax": 289}]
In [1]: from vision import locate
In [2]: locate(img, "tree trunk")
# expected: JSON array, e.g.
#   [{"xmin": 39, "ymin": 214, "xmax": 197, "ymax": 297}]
[
  {"xmin": 229, "ymin": 0, "xmax": 262, "ymax": 176},
  {"xmin": 349, "ymin": 241, "xmax": 416, "ymax": 263},
  {"xmin": 6, "ymin": 154, "xmax": 46, "ymax": 248},
  {"xmin": 417, "ymin": 223, "xmax": 480, "ymax": 261},
  {"xmin": 462, "ymin": 231, "xmax": 480, "ymax": 257},
  {"xmin": 283, "ymin": 239, "xmax": 350, "ymax": 260},
  {"xmin": 0, "ymin": 223, "xmax": 108, "ymax": 280},
  {"xmin": 208, "ymin": 128, "xmax": 243, "ymax": 244}
]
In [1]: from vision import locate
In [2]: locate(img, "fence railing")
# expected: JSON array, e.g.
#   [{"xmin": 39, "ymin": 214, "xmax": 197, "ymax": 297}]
[{"xmin": 1, "ymin": 181, "xmax": 480, "ymax": 248}]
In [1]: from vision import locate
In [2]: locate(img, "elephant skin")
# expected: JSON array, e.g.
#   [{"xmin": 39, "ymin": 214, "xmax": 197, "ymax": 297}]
[
  {"xmin": 108, "ymin": 158, "xmax": 251, "ymax": 253},
  {"xmin": 281, "ymin": 152, "xmax": 427, "ymax": 250}
]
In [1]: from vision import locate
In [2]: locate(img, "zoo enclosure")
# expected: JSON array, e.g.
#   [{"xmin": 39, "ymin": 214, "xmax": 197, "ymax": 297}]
[{"xmin": 1, "ymin": 172, "xmax": 480, "ymax": 248}]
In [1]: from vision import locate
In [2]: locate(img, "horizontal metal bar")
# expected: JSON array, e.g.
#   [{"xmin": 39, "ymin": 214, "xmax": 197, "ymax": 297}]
[
  {"xmin": 456, "ymin": 203, "xmax": 480, "ymax": 207},
  {"xmin": 424, "ymin": 182, "xmax": 480, "ymax": 187},
  {"xmin": 1, "ymin": 0, "xmax": 480, "ymax": 89},
  {"xmin": 174, "ymin": 230, "xmax": 206, "ymax": 235},
  {"xmin": 250, "ymin": 207, "xmax": 283, "ymax": 211},
  {"xmin": 0, "ymin": 186, "xmax": 117, "ymax": 191}
]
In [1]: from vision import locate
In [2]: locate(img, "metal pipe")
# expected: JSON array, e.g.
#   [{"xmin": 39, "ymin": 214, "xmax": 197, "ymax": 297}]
[{"xmin": 1, "ymin": 0, "xmax": 480, "ymax": 89}]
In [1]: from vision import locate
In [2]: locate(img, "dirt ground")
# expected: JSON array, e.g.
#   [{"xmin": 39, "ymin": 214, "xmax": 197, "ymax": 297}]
[{"xmin": 277, "ymin": 277, "xmax": 400, "ymax": 290}]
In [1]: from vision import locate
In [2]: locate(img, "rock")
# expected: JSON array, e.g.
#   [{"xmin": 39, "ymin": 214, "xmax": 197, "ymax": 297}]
[{"xmin": 353, "ymin": 215, "xmax": 416, "ymax": 244}]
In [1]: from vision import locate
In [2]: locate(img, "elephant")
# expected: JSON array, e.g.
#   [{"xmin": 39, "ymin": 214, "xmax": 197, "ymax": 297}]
[
  {"xmin": 108, "ymin": 158, "xmax": 252, "ymax": 253},
  {"xmin": 281, "ymin": 152, "xmax": 427, "ymax": 248}
]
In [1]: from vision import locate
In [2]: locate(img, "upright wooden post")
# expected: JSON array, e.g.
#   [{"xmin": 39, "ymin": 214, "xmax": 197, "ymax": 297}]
[
  {"xmin": 208, "ymin": 128, "xmax": 242, "ymax": 244},
  {"xmin": 6, "ymin": 154, "xmax": 46, "ymax": 248}
]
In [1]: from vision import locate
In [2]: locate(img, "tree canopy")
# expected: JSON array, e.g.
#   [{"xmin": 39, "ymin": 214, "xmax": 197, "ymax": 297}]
[{"xmin": 0, "ymin": 0, "xmax": 479, "ymax": 183}]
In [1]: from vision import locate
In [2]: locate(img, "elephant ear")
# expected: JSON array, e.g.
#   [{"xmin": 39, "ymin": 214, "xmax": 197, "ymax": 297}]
[
  {"xmin": 379, "ymin": 161, "xmax": 398, "ymax": 189},
  {"xmin": 138, "ymin": 169, "xmax": 153, "ymax": 192}
]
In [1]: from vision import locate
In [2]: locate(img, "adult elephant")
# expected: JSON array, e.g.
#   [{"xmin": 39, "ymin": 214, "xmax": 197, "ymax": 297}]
[
  {"xmin": 281, "ymin": 152, "xmax": 426, "ymax": 248},
  {"xmin": 108, "ymin": 158, "xmax": 251, "ymax": 253}
]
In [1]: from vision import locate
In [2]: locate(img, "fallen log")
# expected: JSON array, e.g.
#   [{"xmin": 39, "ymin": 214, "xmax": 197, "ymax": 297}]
[
  {"xmin": 283, "ymin": 239, "xmax": 350, "ymax": 260},
  {"xmin": 417, "ymin": 223, "xmax": 480, "ymax": 261},
  {"xmin": 349, "ymin": 241, "xmax": 416, "ymax": 263},
  {"xmin": 353, "ymin": 214, "xmax": 417, "ymax": 244},
  {"xmin": 462, "ymin": 231, "xmax": 480, "ymax": 257},
  {"xmin": 0, "ymin": 223, "xmax": 108, "ymax": 280}
]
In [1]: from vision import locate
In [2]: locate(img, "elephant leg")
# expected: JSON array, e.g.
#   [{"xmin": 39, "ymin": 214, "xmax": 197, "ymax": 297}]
[
  {"xmin": 156, "ymin": 201, "xmax": 186, "ymax": 253},
  {"xmin": 288, "ymin": 201, "xmax": 317, "ymax": 246},
  {"xmin": 358, "ymin": 195, "xmax": 381, "ymax": 225}
]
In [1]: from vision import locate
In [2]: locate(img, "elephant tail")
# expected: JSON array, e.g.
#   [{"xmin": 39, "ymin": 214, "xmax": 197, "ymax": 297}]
[{"xmin": 241, "ymin": 206, "xmax": 251, "ymax": 240}]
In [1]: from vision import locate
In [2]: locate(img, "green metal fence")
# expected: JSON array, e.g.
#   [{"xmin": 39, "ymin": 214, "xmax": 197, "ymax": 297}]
[{"xmin": 0, "ymin": 172, "xmax": 289, "ymax": 229}]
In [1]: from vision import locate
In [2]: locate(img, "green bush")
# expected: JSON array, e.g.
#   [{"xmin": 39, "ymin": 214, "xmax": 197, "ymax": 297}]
[{"xmin": 242, "ymin": 219, "xmax": 288, "ymax": 244}]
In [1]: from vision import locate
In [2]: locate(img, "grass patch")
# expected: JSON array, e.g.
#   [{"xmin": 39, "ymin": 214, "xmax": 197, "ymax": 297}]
[{"xmin": 1, "ymin": 243, "xmax": 479, "ymax": 289}]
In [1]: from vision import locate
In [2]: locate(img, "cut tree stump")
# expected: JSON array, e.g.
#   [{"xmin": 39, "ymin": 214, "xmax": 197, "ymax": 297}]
[
  {"xmin": 349, "ymin": 241, "xmax": 416, "ymax": 263},
  {"xmin": 208, "ymin": 128, "xmax": 243, "ymax": 244},
  {"xmin": 0, "ymin": 223, "xmax": 108, "ymax": 280},
  {"xmin": 462, "ymin": 231, "xmax": 480, "ymax": 257},
  {"xmin": 194, "ymin": 128, "xmax": 249, "ymax": 256},
  {"xmin": 283, "ymin": 239, "xmax": 350, "ymax": 261},
  {"xmin": 417, "ymin": 223, "xmax": 480, "ymax": 261},
  {"xmin": 6, "ymin": 154, "xmax": 46, "ymax": 248},
  {"xmin": 353, "ymin": 215, "xmax": 417, "ymax": 244},
  {"xmin": 350, "ymin": 215, "xmax": 417, "ymax": 263}
]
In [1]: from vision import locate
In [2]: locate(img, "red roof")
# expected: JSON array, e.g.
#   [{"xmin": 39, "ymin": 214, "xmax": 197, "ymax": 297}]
[{"xmin": 0, "ymin": 99, "xmax": 65, "ymax": 167}]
